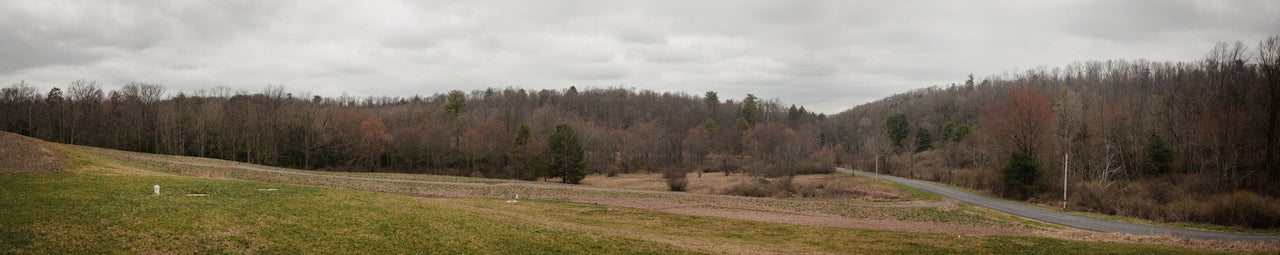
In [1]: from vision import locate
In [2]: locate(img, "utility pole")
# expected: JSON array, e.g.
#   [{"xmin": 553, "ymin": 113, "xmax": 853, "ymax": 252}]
[
  {"xmin": 1063, "ymin": 153, "xmax": 1069, "ymax": 210},
  {"xmin": 875, "ymin": 153, "xmax": 880, "ymax": 175}
]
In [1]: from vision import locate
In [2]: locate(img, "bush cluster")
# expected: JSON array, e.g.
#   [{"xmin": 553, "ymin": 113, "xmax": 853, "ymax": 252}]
[
  {"xmin": 1072, "ymin": 176, "xmax": 1280, "ymax": 229},
  {"xmin": 663, "ymin": 169, "xmax": 688, "ymax": 192}
]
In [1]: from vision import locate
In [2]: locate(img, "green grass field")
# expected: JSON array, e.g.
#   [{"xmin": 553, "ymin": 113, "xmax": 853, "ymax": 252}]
[{"xmin": 0, "ymin": 174, "xmax": 690, "ymax": 254}]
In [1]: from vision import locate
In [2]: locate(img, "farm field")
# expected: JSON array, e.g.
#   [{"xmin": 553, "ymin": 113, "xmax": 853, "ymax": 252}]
[{"xmin": 1, "ymin": 132, "xmax": 1274, "ymax": 254}]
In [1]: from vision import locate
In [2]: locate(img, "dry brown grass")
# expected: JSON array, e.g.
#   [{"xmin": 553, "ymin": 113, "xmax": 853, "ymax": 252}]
[
  {"xmin": 583, "ymin": 172, "xmax": 912, "ymax": 201},
  {"xmin": 582, "ymin": 172, "xmax": 755, "ymax": 194},
  {"xmin": 1037, "ymin": 228, "xmax": 1280, "ymax": 252},
  {"xmin": 0, "ymin": 132, "xmax": 61, "ymax": 173}
]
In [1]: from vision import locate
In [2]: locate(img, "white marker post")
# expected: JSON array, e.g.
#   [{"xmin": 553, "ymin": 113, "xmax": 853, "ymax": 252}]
[{"xmin": 154, "ymin": 185, "xmax": 161, "ymax": 195}]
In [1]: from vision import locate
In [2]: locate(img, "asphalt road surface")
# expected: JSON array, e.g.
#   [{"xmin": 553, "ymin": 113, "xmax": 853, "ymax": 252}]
[{"xmin": 838, "ymin": 167, "xmax": 1280, "ymax": 241}]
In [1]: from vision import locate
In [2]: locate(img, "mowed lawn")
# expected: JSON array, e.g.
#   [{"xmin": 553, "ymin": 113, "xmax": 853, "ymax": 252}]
[{"xmin": 0, "ymin": 173, "xmax": 1238, "ymax": 255}]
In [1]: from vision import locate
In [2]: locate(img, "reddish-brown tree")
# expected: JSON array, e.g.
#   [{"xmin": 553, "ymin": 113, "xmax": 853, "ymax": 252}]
[{"xmin": 979, "ymin": 85, "xmax": 1057, "ymax": 157}]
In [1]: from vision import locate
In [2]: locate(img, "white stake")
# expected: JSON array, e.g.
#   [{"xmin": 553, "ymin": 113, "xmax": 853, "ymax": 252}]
[{"xmin": 154, "ymin": 185, "xmax": 160, "ymax": 195}]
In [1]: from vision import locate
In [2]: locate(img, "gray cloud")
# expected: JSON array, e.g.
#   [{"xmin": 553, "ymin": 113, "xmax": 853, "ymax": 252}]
[{"xmin": 1, "ymin": 0, "xmax": 1277, "ymax": 113}]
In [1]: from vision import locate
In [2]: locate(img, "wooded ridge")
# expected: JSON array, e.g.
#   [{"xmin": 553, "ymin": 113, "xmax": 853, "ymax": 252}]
[
  {"xmin": 831, "ymin": 36, "xmax": 1280, "ymax": 229},
  {"xmin": 0, "ymin": 84, "xmax": 837, "ymax": 183}
]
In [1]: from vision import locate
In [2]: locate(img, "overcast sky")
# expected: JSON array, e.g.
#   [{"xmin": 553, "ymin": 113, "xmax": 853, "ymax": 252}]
[{"xmin": 2, "ymin": 1, "xmax": 1277, "ymax": 113}]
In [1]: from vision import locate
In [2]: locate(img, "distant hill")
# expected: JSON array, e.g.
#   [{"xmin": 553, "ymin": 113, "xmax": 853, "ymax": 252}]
[
  {"xmin": 0, "ymin": 84, "xmax": 835, "ymax": 180},
  {"xmin": 828, "ymin": 37, "xmax": 1280, "ymax": 229}
]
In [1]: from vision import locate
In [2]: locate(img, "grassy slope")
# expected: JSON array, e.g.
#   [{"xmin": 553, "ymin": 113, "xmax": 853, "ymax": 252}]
[{"xmin": 0, "ymin": 136, "xmax": 1258, "ymax": 254}]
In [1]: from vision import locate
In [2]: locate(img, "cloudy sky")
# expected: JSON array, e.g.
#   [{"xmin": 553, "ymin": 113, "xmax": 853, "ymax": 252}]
[{"xmin": 2, "ymin": 1, "xmax": 1277, "ymax": 113}]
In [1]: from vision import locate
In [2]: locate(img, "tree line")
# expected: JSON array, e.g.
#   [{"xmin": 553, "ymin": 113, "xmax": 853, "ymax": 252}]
[
  {"xmin": 830, "ymin": 36, "xmax": 1280, "ymax": 229},
  {"xmin": 0, "ymin": 84, "xmax": 837, "ymax": 183}
]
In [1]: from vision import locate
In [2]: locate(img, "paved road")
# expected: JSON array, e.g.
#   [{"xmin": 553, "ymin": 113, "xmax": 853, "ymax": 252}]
[{"xmin": 838, "ymin": 167, "xmax": 1280, "ymax": 241}]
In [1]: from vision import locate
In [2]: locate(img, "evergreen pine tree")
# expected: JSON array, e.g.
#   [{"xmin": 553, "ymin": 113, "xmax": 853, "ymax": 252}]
[{"xmin": 548, "ymin": 124, "xmax": 586, "ymax": 184}]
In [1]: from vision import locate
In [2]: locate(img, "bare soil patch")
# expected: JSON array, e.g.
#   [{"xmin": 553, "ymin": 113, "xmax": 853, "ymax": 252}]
[
  {"xmin": 582, "ymin": 172, "xmax": 912, "ymax": 201},
  {"xmin": 0, "ymin": 132, "xmax": 61, "ymax": 173}
]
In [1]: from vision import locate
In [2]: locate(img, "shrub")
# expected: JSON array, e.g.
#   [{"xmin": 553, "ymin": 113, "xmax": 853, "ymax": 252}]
[
  {"xmin": 720, "ymin": 176, "xmax": 839, "ymax": 198},
  {"xmin": 1144, "ymin": 178, "xmax": 1182, "ymax": 204},
  {"xmin": 801, "ymin": 146, "xmax": 838, "ymax": 175},
  {"xmin": 1073, "ymin": 179, "xmax": 1280, "ymax": 229},
  {"xmin": 1177, "ymin": 173, "xmax": 1227, "ymax": 195},
  {"xmin": 1071, "ymin": 181, "xmax": 1113, "ymax": 214},
  {"xmin": 953, "ymin": 169, "xmax": 981, "ymax": 190},
  {"xmin": 888, "ymin": 153, "xmax": 913, "ymax": 177},
  {"xmin": 665, "ymin": 177, "xmax": 688, "ymax": 192},
  {"xmin": 724, "ymin": 178, "xmax": 784, "ymax": 197},
  {"xmin": 663, "ymin": 169, "xmax": 688, "ymax": 192},
  {"xmin": 912, "ymin": 150, "xmax": 947, "ymax": 182},
  {"xmin": 793, "ymin": 162, "xmax": 834, "ymax": 175},
  {"xmin": 742, "ymin": 162, "xmax": 786, "ymax": 177},
  {"xmin": 1202, "ymin": 191, "xmax": 1280, "ymax": 229},
  {"xmin": 1164, "ymin": 197, "xmax": 1201, "ymax": 223},
  {"xmin": 1111, "ymin": 182, "xmax": 1155, "ymax": 219},
  {"xmin": 777, "ymin": 176, "xmax": 796, "ymax": 193}
]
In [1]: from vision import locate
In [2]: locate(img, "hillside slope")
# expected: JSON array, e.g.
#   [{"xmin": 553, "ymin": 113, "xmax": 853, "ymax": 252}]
[
  {"xmin": 0, "ymin": 133, "xmax": 60, "ymax": 173},
  {"xmin": 829, "ymin": 38, "xmax": 1280, "ymax": 230}
]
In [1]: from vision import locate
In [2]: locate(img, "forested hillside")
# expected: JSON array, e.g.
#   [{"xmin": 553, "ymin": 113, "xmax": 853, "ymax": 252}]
[
  {"xmin": 0, "ymin": 84, "xmax": 838, "ymax": 183},
  {"xmin": 830, "ymin": 37, "xmax": 1280, "ymax": 229}
]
